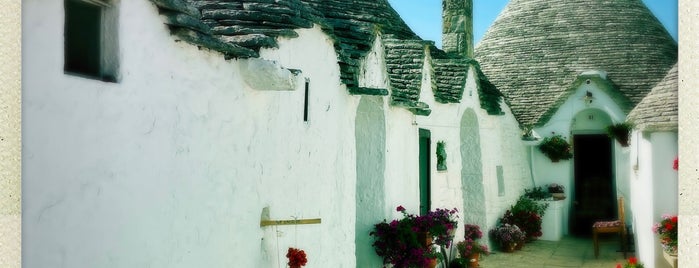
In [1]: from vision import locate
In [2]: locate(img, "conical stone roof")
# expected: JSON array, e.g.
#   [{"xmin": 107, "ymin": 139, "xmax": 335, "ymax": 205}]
[
  {"xmin": 627, "ymin": 63, "xmax": 677, "ymax": 132},
  {"xmin": 474, "ymin": 0, "xmax": 677, "ymax": 127}
]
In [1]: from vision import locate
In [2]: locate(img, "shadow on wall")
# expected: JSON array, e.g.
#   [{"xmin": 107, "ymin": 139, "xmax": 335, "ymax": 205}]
[
  {"xmin": 460, "ymin": 109, "xmax": 486, "ymax": 233},
  {"xmin": 355, "ymin": 96, "xmax": 386, "ymax": 267}
]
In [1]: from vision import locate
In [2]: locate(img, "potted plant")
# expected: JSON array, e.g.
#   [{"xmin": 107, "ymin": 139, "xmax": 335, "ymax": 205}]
[
  {"xmin": 370, "ymin": 206, "xmax": 457, "ymax": 268},
  {"xmin": 501, "ymin": 210, "xmax": 542, "ymax": 243},
  {"xmin": 653, "ymin": 215, "xmax": 678, "ymax": 254},
  {"xmin": 454, "ymin": 224, "xmax": 490, "ymax": 267},
  {"xmin": 537, "ymin": 134, "xmax": 573, "ymax": 162},
  {"xmin": 489, "ymin": 223, "xmax": 525, "ymax": 253},
  {"xmin": 415, "ymin": 207, "xmax": 459, "ymax": 247},
  {"xmin": 547, "ymin": 183, "xmax": 566, "ymax": 200},
  {"xmin": 501, "ymin": 196, "xmax": 548, "ymax": 242},
  {"xmin": 414, "ymin": 207, "xmax": 459, "ymax": 267},
  {"xmin": 286, "ymin": 248, "xmax": 307, "ymax": 268},
  {"xmin": 524, "ymin": 186, "xmax": 552, "ymax": 200},
  {"xmin": 606, "ymin": 122, "xmax": 633, "ymax": 147}
]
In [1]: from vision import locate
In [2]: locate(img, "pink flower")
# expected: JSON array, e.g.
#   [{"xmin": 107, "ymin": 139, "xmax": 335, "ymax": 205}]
[
  {"xmin": 396, "ymin": 205, "xmax": 405, "ymax": 212},
  {"xmin": 673, "ymin": 157, "xmax": 678, "ymax": 170}
]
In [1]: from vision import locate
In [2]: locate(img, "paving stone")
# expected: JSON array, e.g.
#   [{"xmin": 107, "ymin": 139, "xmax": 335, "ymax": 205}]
[{"xmin": 478, "ymin": 236, "xmax": 634, "ymax": 268}]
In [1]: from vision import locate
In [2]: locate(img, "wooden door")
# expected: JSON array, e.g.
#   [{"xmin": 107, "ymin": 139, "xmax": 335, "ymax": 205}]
[
  {"xmin": 571, "ymin": 134, "xmax": 616, "ymax": 236},
  {"xmin": 419, "ymin": 129, "xmax": 431, "ymax": 216}
]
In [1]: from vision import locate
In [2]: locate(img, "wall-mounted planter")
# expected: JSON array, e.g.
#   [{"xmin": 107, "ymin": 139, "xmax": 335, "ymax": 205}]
[
  {"xmin": 606, "ymin": 122, "xmax": 632, "ymax": 147},
  {"xmin": 436, "ymin": 141, "xmax": 447, "ymax": 171},
  {"xmin": 537, "ymin": 134, "xmax": 573, "ymax": 162}
]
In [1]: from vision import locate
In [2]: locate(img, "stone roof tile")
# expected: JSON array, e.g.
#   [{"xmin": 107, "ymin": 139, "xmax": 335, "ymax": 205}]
[
  {"xmin": 627, "ymin": 63, "xmax": 678, "ymax": 132},
  {"xmin": 384, "ymin": 36, "xmax": 428, "ymax": 106}
]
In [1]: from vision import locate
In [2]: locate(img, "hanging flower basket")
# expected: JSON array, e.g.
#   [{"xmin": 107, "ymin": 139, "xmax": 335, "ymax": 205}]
[
  {"xmin": 537, "ymin": 134, "xmax": 573, "ymax": 162},
  {"xmin": 606, "ymin": 122, "xmax": 633, "ymax": 147}
]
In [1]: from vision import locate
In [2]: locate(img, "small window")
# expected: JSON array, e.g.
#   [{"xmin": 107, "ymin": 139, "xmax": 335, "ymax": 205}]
[{"xmin": 64, "ymin": 0, "xmax": 119, "ymax": 82}]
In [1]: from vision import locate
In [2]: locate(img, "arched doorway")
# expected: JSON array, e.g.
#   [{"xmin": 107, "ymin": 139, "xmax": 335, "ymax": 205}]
[
  {"xmin": 354, "ymin": 96, "xmax": 386, "ymax": 267},
  {"xmin": 460, "ymin": 109, "xmax": 485, "ymax": 228},
  {"xmin": 570, "ymin": 109, "xmax": 617, "ymax": 236}
]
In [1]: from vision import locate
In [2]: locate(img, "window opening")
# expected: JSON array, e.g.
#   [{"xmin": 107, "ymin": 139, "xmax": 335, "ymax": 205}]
[
  {"xmin": 64, "ymin": 0, "xmax": 119, "ymax": 82},
  {"xmin": 303, "ymin": 78, "xmax": 309, "ymax": 122},
  {"xmin": 497, "ymin": 165, "xmax": 505, "ymax": 196}
]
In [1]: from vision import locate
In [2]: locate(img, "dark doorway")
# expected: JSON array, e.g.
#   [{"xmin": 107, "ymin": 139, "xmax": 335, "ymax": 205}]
[
  {"xmin": 419, "ymin": 129, "xmax": 431, "ymax": 216},
  {"xmin": 571, "ymin": 134, "xmax": 616, "ymax": 236}
]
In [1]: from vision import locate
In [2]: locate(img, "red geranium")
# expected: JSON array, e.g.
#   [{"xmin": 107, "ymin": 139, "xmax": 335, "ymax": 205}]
[
  {"xmin": 616, "ymin": 256, "xmax": 645, "ymax": 268},
  {"xmin": 653, "ymin": 215, "xmax": 678, "ymax": 254},
  {"xmin": 286, "ymin": 247, "xmax": 307, "ymax": 268}
]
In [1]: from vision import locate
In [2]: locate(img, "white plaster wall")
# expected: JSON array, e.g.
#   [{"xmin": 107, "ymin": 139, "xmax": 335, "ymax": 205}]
[
  {"xmin": 630, "ymin": 131, "xmax": 677, "ymax": 268},
  {"xmin": 383, "ymin": 106, "xmax": 420, "ymax": 218},
  {"xmin": 489, "ymin": 103, "xmax": 535, "ymax": 224},
  {"xmin": 358, "ymin": 34, "xmax": 389, "ymax": 89},
  {"xmin": 532, "ymin": 78, "xmax": 629, "ymax": 234},
  {"xmin": 630, "ymin": 131, "xmax": 659, "ymax": 267},
  {"xmin": 23, "ymin": 1, "xmax": 357, "ymax": 267}
]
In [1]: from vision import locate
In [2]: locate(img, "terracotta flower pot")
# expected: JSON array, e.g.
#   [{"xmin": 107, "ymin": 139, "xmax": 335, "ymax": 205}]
[
  {"xmin": 427, "ymin": 258, "xmax": 438, "ymax": 268},
  {"xmin": 418, "ymin": 232, "xmax": 433, "ymax": 247},
  {"xmin": 552, "ymin": 193, "xmax": 566, "ymax": 200},
  {"xmin": 467, "ymin": 252, "xmax": 480, "ymax": 268},
  {"xmin": 663, "ymin": 251, "xmax": 678, "ymax": 268},
  {"xmin": 503, "ymin": 242, "xmax": 516, "ymax": 253}
]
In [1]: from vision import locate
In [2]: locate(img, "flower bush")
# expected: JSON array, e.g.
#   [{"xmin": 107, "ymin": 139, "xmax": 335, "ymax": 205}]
[
  {"xmin": 457, "ymin": 224, "xmax": 489, "ymax": 257},
  {"xmin": 653, "ymin": 214, "xmax": 678, "ymax": 254},
  {"xmin": 489, "ymin": 223, "xmax": 525, "ymax": 248},
  {"xmin": 464, "ymin": 224, "xmax": 483, "ymax": 241},
  {"xmin": 501, "ymin": 210, "xmax": 542, "ymax": 241},
  {"xmin": 286, "ymin": 247, "xmax": 307, "ymax": 268},
  {"xmin": 616, "ymin": 256, "xmax": 644, "ymax": 268},
  {"xmin": 499, "ymin": 196, "xmax": 548, "ymax": 241},
  {"xmin": 510, "ymin": 195, "xmax": 549, "ymax": 216},
  {"xmin": 537, "ymin": 134, "xmax": 573, "ymax": 161},
  {"xmin": 370, "ymin": 206, "xmax": 458, "ymax": 268},
  {"xmin": 547, "ymin": 183, "xmax": 565, "ymax": 193},
  {"xmin": 524, "ymin": 186, "xmax": 551, "ymax": 200},
  {"xmin": 413, "ymin": 207, "xmax": 459, "ymax": 248}
]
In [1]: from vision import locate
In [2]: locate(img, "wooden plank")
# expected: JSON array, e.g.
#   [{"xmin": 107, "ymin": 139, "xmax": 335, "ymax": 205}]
[{"xmin": 260, "ymin": 218, "xmax": 321, "ymax": 227}]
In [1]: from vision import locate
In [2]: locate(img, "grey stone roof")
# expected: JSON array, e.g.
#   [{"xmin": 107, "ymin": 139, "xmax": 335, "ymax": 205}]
[
  {"xmin": 384, "ymin": 36, "xmax": 428, "ymax": 104},
  {"xmin": 474, "ymin": 0, "xmax": 677, "ymax": 127},
  {"xmin": 150, "ymin": 0, "xmax": 324, "ymax": 59},
  {"xmin": 432, "ymin": 57, "xmax": 470, "ymax": 104},
  {"xmin": 627, "ymin": 63, "xmax": 678, "ymax": 132},
  {"xmin": 303, "ymin": 0, "xmax": 420, "ymax": 90},
  {"xmin": 148, "ymin": 0, "xmax": 503, "ymax": 114}
]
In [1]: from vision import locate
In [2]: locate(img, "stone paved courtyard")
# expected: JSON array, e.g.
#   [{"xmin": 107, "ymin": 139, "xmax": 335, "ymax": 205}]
[{"xmin": 477, "ymin": 236, "xmax": 633, "ymax": 268}]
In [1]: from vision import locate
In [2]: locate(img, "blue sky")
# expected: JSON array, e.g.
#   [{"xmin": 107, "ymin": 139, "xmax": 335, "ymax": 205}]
[{"xmin": 387, "ymin": 0, "xmax": 678, "ymax": 48}]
